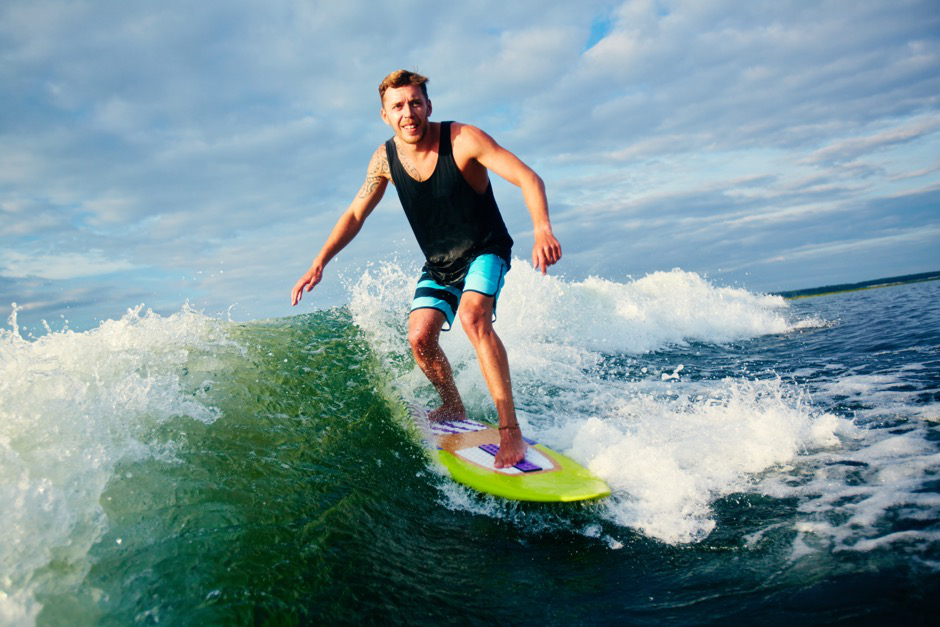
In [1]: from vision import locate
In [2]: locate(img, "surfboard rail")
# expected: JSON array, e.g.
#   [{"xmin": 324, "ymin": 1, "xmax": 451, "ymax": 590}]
[{"xmin": 438, "ymin": 445, "xmax": 611, "ymax": 502}]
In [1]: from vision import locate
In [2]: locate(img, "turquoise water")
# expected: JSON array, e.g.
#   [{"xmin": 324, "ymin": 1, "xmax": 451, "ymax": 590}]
[{"xmin": 2, "ymin": 264, "xmax": 937, "ymax": 624}]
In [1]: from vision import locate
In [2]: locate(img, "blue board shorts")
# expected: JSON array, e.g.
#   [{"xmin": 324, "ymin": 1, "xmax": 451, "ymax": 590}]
[{"xmin": 411, "ymin": 254, "xmax": 509, "ymax": 331}]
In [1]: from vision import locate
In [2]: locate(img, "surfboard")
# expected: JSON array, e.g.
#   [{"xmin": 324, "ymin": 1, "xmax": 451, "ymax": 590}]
[{"xmin": 410, "ymin": 405, "xmax": 611, "ymax": 503}]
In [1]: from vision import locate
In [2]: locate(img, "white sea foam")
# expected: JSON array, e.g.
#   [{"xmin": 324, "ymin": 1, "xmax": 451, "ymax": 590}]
[
  {"xmin": 759, "ymin": 429, "xmax": 940, "ymax": 561},
  {"xmin": 350, "ymin": 261, "xmax": 845, "ymax": 544},
  {"xmin": 0, "ymin": 304, "xmax": 228, "ymax": 623},
  {"xmin": 560, "ymin": 379, "xmax": 848, "ymax": 543},
  {"xmin": 758, "ymin": 366, "xmax": 940, "ymax": 563},
  {"xmin": 350, "ymin": 262, "xmax": 804, "ymax": 399},
  {"xmin": 354, "ymin": 263, "xmax": 938, "ymax": 554}
]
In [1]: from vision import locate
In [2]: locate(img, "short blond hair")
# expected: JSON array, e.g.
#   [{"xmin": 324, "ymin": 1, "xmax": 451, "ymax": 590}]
[{"xmin": 378, "ymin": 70, "xmax": 429, "ymax": 104}]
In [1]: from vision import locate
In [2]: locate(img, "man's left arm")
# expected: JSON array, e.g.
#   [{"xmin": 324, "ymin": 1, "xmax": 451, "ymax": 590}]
[{"xmin": 460, "ymin": 125, "xmax": 562, "ymax": 274}]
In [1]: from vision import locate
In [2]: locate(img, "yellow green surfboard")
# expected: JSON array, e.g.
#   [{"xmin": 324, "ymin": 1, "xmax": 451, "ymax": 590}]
[{"xmin": 412, "ymin": 406, "xmax": 610, "ymax": 503}]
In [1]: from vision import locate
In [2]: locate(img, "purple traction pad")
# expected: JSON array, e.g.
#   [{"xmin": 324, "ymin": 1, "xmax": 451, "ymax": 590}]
[
  {"xmin": 430, "ymin": 420, "xmax": 536, "ymax": 443},
  {"xmin": 478, "ymin": 443, "xmax": 542, "ymax": 472}
]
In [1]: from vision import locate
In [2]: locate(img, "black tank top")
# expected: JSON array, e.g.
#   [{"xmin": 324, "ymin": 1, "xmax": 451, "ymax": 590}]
[{"xmin": 385, "ymin": 121, "xmax": 513, "ymax": 286}]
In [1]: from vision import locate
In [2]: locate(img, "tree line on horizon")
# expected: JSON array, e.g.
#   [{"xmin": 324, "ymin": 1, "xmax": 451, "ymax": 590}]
[{"xmin": 774, "ymin": 271, "xmax": 940, "ymax": 299}]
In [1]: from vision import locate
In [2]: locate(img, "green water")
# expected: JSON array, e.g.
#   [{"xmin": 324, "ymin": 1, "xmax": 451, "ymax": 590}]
[
  {"xmin": 28, "ymin": 311, "xmax": 627, "ymax": 624},
  {"xmin": 10, "ymin": 279, "xmax": 937, "ymax": 625}
]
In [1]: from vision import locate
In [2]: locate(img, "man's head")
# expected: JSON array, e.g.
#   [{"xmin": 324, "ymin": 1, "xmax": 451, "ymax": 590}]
[
  {"xmin": 379, "ymin": 70, "xmax": 432, "ymax": 144},
  {"xmin": 378, "ymin": 70, "xmax": 429, "ymax": 104}
]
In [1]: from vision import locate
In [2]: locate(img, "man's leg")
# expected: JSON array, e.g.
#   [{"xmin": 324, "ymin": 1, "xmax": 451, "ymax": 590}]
[
  {"xmin": 457, "ymin": 291, "xmax": 526, "ymax": 468},
  {"xmin": 408, "ymin": 307, "xmax": 466, "ymax": 422}
]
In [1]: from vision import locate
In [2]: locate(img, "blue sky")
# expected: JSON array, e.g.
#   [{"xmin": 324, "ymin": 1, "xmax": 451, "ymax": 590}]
[{"xmin": 2, "ymin": 0, "xmax": 938, "ymax": 332}]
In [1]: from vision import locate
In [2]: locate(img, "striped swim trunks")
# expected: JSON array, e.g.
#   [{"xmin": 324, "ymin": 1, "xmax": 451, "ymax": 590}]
[{"xmin": 410, "ymin": 254, "xmax": 509, "ymax": 330}]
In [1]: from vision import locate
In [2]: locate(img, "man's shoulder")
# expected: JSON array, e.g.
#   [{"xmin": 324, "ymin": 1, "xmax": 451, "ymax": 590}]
[
  {"xmin": 450, "ymin": 122, "xmax": 497, "ymax": 157},
  {"xmin": 368, "ymin": 143, "xmax": 392, "ymax": 179},
  {"xmin": 449, "ymin": 121, "xmax": 484, "ymax": 137}
]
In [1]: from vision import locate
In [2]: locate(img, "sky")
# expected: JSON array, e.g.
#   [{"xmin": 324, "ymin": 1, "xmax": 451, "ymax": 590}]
[{"xmin": 2, "ymin": 0, "xmax": 939, "ymax": 332}]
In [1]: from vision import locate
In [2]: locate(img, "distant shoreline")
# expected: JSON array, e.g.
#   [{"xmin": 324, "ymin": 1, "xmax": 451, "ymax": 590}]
[{"xmin": 774, "ymin": 271, "xmax": 940, "ymax": 300}]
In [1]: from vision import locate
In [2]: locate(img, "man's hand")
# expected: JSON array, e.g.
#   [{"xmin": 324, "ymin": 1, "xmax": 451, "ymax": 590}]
[
  {"xmin": 291, "ymin": 264, "xmax": 323, "ymax": 306},
  {"xmin": 532, "ymin": 230, "xmax": 562, "ymax": 274}
]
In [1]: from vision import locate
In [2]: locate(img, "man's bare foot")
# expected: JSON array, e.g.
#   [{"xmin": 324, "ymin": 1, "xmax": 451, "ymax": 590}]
[
  {"xmin": 427, "ymin": 403, "xmax": 466, "ymax": 423},
  {"xmin": 494, "ymin": 428, "xmax": 527, "ymax": 468}
]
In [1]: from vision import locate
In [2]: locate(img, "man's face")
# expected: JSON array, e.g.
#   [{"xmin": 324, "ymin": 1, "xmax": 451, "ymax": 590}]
[{"xmin": 381, "ymin": 84, "xmax": 431, "ymax": 144}]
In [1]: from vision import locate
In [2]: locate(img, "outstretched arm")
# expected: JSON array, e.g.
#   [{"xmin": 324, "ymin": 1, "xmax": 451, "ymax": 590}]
[
  {"xmin": 291, "ymin": 146, "xmax": 390, "ymax": 306},
  {"xmin": 456, "ymin": 124, "xmax": 562, "ymax": 274}
]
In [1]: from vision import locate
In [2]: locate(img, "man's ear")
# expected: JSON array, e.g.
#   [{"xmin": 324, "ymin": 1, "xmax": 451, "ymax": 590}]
[
  {"xmin": 427, "ymin": 99, "xmax": 432, "ymax": 117},
  {"xmin": 380, "ymin": 107, "xmax": 389, "ymax": 125}
]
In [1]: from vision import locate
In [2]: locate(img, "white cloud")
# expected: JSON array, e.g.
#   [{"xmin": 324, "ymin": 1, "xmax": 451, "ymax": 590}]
[
  {"xmin": 806, "ymin": 115, "xmax": 940, "ymax": 162},
  {"xmin": 1, "ymin": 250, "xmax": 140, "ymax": 280},
  {"xmin": 1, "ymin": 0, "xmax": 938, "ymax": 328},
  {"xmin": 752, "ymin": 225, "xmax": 940, "ymax": 265}
]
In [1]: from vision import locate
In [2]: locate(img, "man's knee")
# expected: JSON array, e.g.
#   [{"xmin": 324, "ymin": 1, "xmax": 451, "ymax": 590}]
[
  {"xmin": 458, "ymin": 302, "xmax": 492, "ymax": 339},
  {"xmin": 408, "ymin": 310, "xmax": 445, "ymax": 356},
  {"xmin": 408, "ymin": 325, "xmax": 435, "ymax": 355}
]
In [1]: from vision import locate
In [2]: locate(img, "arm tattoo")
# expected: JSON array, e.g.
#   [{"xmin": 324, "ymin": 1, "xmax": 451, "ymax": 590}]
[
  {"xmin": 357, "ymin": 147, "xmax": 390, "ymax": 198},
  {"xmin": 357, "ymin": 176, "xmax": 382, "ymax": 198}
]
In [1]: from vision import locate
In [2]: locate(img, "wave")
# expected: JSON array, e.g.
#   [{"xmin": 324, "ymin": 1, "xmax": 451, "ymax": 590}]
[
  {"xmin": 349, "ymin": 261, "xmax": 844, "ymax": 544},
  {"xmin": 3, "ymin": 267, "xmax": 935, "ymax": 622},
  {"xmin": 5, "ymin": 264, "xmax": 910, "ymax": 622},
  {"xmin": 0, "ymin": 304, "xmax": 233, "ymax": 623}
]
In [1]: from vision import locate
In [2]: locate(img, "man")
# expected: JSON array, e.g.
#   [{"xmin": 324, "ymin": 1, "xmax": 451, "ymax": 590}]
[{"xmin": 291, "ymin": 70, "xmax": 561, "ymax": 468}]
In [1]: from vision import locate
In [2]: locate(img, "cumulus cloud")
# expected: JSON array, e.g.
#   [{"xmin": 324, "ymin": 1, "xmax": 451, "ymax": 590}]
[
  {"xmin": 1, "ymin": 0, "xmax": 938, "ymax": 331},
  {"xmin": 0, "ymin": 250, "xmax": 140, "ymax": 280}
]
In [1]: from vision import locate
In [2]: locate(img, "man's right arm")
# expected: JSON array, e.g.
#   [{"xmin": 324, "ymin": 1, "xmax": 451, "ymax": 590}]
[{"xmin": 291, "ymin": 146, "xmax": 391, "ymax": 306}]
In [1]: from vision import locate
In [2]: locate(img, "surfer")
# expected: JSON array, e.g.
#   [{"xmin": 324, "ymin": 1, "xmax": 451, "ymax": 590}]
[{"xmin": 291, "ymin": 70, "xmax": 561, "ymax": 468}]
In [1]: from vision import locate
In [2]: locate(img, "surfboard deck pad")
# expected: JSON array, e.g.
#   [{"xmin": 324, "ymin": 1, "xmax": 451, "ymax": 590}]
[{"xmin": 410, "ymin": 405, "xmax": 611, "ymax": 503}]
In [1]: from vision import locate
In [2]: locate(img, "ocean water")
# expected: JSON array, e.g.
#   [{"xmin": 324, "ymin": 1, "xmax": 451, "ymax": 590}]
[{"xmin": 1, "ymin": 264, "xmax": 937, "ymax": 625}]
